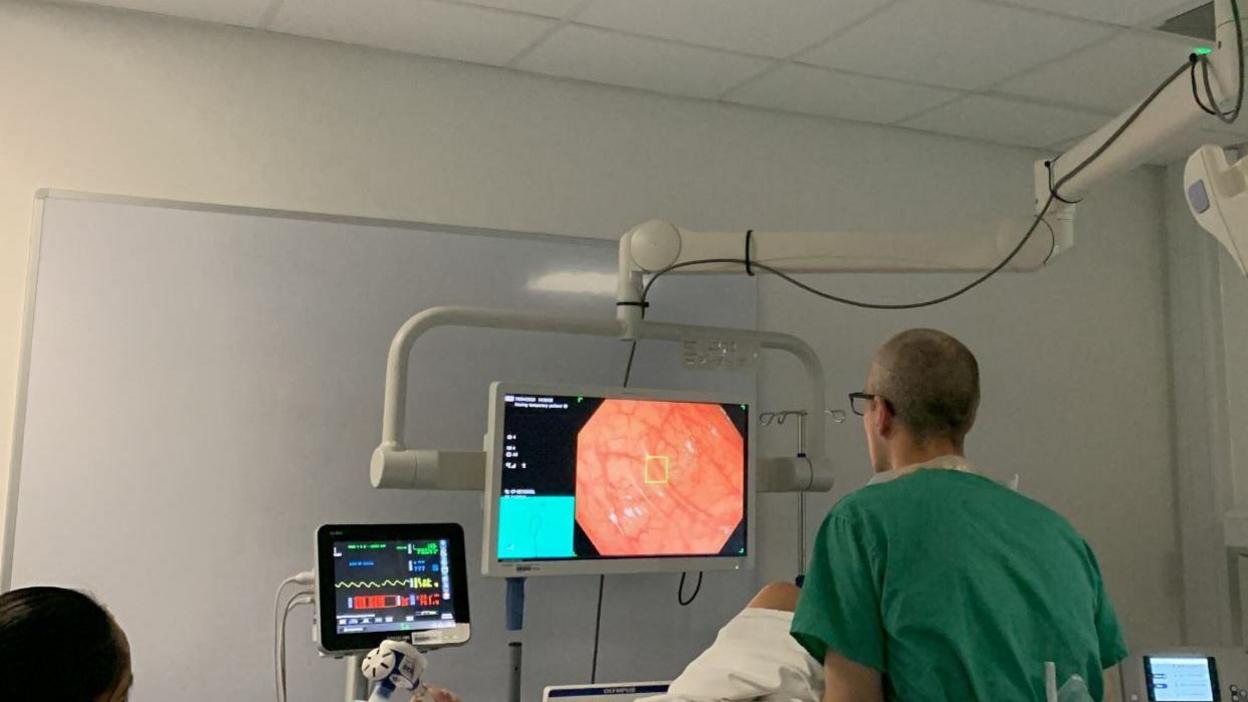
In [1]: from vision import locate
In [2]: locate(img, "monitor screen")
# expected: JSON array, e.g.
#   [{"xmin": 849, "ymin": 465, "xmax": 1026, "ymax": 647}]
[
  {"xmin": 1145, "ymin": 656, "xmax": 1220, "ymax": 702},
  {"xmin": 316, "ymin": 523, "xmax": 469, "ymax": 654},
  {"xmin": 490, "ymin": 388, "xmax": 748, "ymax": 571},
  {"xmin": 331, "ymin": 538, "xmax": 455, "ymax": 636}
]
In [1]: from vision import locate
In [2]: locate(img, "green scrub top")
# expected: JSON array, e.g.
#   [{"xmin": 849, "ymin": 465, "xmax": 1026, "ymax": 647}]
[{"xmin": 791, "ymin": 469, "xmax": 1127, "ymax": 701}]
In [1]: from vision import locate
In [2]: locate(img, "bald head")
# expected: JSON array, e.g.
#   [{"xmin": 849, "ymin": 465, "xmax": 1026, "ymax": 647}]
[{"xmin": 867, "ymin": 329, "xmax": 980, "ymax": 447}]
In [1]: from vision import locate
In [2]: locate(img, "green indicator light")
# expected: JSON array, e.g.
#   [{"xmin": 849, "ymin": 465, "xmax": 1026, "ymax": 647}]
[
  {"xmin": 1195, "ymin": 47, "xmax": 1214, "ymax": 56},
  {"xmin": 577, "ymin": 396, "xmax": 584, "ymax": 403}
]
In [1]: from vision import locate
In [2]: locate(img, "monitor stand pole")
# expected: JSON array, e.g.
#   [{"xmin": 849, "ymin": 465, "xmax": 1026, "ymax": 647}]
[
  {"xmin": 508, "ymin": 641, "xmax": 523, "ymax": 702},
  {"xmin": 345, "ymin": 654, "xmax": 369, "ymax": 702}
]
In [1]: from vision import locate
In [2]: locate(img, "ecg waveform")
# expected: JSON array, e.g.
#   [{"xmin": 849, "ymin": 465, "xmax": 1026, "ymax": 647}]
[
  {"xmin": 335, "ymin": 577, "xmax": 437, "ymax": 589},
  {"xmin": 337, "ymin": 579, "xmax": 408, "ymax": 589}
]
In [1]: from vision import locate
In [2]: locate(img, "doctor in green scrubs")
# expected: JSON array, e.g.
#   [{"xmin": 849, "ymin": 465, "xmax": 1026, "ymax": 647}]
[{"xmin": 791, "ymin": 329, "xmax": 1127, "ymax": 702}]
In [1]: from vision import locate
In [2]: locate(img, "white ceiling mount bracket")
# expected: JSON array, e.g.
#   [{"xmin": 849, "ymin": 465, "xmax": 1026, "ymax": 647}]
[
  {"xmin": 1185, "ymin": 144, "xmax": 1248, "ymax": 275},
  {"xmin": 628, "ymin": 219, "xmax": 683, "ymax": 271}
]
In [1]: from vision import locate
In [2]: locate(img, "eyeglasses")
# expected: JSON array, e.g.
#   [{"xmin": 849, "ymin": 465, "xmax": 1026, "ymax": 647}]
[{"xmin": 848, "ymin": 392, "xmax": 892, "ymax": 416}]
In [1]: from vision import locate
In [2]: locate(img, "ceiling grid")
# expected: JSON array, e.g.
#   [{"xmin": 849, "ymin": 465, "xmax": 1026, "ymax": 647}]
[{"xmin": 42, "ymin": 0, "xmax": 1247, "ymax": 159}]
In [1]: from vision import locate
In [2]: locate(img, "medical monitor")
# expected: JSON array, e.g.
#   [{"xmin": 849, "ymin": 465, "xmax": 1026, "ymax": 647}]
[
  {"xmin": 483, "ymin": 382, "xmax": 754, "ymax": 577},
  {"xmin": 1144, "ymin": 656, "xmax": 1221, "ymax": 702},
  {"xmin": 315, "ymin": 523, "xmax": 470, "ymax": 655}
]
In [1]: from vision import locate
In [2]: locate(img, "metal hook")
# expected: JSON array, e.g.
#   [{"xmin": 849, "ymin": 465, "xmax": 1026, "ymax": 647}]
[{"xmin": 761, "ymin": 408, "xmax": 848, "ymax": 426}]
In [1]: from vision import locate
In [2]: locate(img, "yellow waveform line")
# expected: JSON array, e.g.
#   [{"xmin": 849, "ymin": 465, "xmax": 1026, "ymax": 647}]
[{"xmin": 335, "ymin": 579, "xmax": 412, "ymax": 589}]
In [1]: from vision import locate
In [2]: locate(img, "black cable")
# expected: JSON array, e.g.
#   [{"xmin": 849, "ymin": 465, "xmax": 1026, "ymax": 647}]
[
  {"xmin": 634, "ymin": 48, "xmax": 1196, "ymax": 312},
  {"xmin": 678, "ymin": 571, "xmax": 703, "ymax": 606},
  {"xmin": 1051, "ymin": 61, "xmax": 1191, "ymax": 198},
  {"xmin": 1199, "ymin": 57, "xmax": 1244, "ymax": 124},
  {"xmin": 1200, "ymin": 55, "xmax": 1242, "ymax": 124},
  {"xmin": 744, "ymin": 229, "xmax": 755, "ymax": 276},
  {"xmin": 621, "ymin": 286, "xmax": 707, "ymax": 608},
  {"xmin": 637, "ymin": 201, "xmax": 1044, "ymax": 311},
  {"xmin": 1040, "ymin": 217, "xmax": 1058, "ymax": 267},
  {"xmin": 1192, "ymin": 54, "xmax": 1222, "ymax": 116},
  {"xmin": 587, "ymin": 327, "xmax": 643, "ymax": 683},
  {"xmin": 621, "ymin": 339, "xmax": 639, "ymax": 387},
  {"xmin": 1045, "ymin": 158, "xmax": 1082, "ymax": 204},
  {"xmin": 1194, "ymin": 0, "xmax": 1244, "ymax": 124},
  {"xmin": 589, "ymin": 573, "xmax": 605, "ymax": 683},
  {"xmin": 636, "ymin": 204, "xmax": 1043, "ymax": 311}
]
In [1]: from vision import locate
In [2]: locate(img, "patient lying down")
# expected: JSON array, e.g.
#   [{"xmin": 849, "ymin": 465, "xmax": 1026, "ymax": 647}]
[{"xmin": 639, "ymin": 582, "xmax": 823, "ymax": 702}]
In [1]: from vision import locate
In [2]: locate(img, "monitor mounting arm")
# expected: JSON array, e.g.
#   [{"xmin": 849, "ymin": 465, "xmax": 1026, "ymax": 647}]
[{"xmin": 371, "ymin": 306, "xmax": 835, "ymax": 494}]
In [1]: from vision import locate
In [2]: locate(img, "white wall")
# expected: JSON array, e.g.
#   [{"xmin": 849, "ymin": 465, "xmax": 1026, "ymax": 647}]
[
  {"xmin": 1162, "ymin": 163, "xmax": 1237, "ymax": 645},
  {"xmin": 1220, "ymin": 245, "xmax": 1248, "ymax": 512},
  {"xmin": 1218, "ymin": 259, "xmax": 1248, "ymax": 645},
  {"xmin": 0, "ymin": 0, "xmax": 1186, "ymax": 690},
  {"xmin": 1168, "ymin": 154, "xmax": 1248, "ymax": 645}
]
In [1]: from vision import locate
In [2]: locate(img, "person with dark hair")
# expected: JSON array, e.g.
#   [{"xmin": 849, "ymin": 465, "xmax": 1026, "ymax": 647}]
[
  {"xmin": 0, "ymin": 586, "xmax": 132, "ymax": 701},
  {"xmin": 790, "ymin": 329, "xmax": 1128, "ymax": 701}
]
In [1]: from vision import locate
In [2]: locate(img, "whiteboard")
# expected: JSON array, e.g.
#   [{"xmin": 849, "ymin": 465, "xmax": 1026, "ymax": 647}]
[{"xmin": 8, "ymin": 193, "xmax": 758, "ymax": 702}]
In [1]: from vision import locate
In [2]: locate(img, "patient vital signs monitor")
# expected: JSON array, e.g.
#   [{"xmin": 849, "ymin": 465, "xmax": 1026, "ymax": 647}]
[
  {"xmin": 483, "ymin": 382, "xmax": 754, "ymax": 577},
  {"xmin": 1122, "ymin": 648, "xmax": 1248, "ymax": 702},
  {"xmin": 1144, "ymin": 657, "xmax": 1220, "ymax": 701},
  {"xmin": 315, "ymin": 523, "xmax": 470, "ymax": 654}
]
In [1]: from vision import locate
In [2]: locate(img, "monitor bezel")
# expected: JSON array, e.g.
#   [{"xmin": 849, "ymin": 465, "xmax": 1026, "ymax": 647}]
[
  {"xmin": 315, "ymin": 523, "xmax": 471, "ymax": 655},
  {"xmin": 482, "ymin": 381, "xmax": 756, "ymax": 578}
]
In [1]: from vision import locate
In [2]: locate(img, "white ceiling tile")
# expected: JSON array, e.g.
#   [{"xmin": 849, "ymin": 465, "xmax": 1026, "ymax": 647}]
[
  {"xmin": 994, "ymin": 0, "xmax": 1204, "ymax": 27},
  {"xmin": 1206, "ymin": 129, "xmax": 1248, "ymax": 148},
  {"xmin": 1046, "ymin": 125, "xmax": 1248, "ymax": 165},
  {"xmin": 997, "ymin": 31, "xmax": 1210, "ymax": 113},
  {"xmin": 456, "ymin": 0, "xmax": 584, "ymax": 19},
  {"xmin": 901, "ymin": 95, "xmax": 1110, "ymax": 148},
  {"xmin": 1202, "ymin": 112, "xmax": 1248, "ymax": 140},
  {"xmin": 802, "ymin": 0, "xmax": 1114, "ymax": 90},
  {"xmin": 727, "ymin": 64, "xmax": 959, "ymax": 124},
  {"xmin": 575, "ymin": 0, "xmax": 892, "ymax": 58},
  {"xmin": 1046, "ymin": 133, "xmax": 1089, "ymax": 152},
  {"xmin": 514, "ymin": 25, "xmax": 772, "ymax": 99},
  {"xmin": 69, "ymin": 0, "xmax": 270, "ymax": 26},
  {"xmin": 270, "ymin": 0, "xmax": 555, "ymax": 66}
]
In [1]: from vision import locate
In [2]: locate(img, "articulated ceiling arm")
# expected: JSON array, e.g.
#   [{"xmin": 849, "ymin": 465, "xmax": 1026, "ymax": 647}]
[
  {"xmin": 1044, "ymin": 0, "xmax": 1248, "ymax": 272},
  {"xmin": 614, "ymin": 215, "xmax": 1064, "ymax": 337},
  {"xmin": 615, "ymin": 1, "xmax": 1248, "ymax": 320}
]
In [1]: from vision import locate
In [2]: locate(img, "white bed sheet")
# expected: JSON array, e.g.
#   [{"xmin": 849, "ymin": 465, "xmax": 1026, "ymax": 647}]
[{"xmin": 638, "ymin": 608, "xmax": 823, "ymax": 702}]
